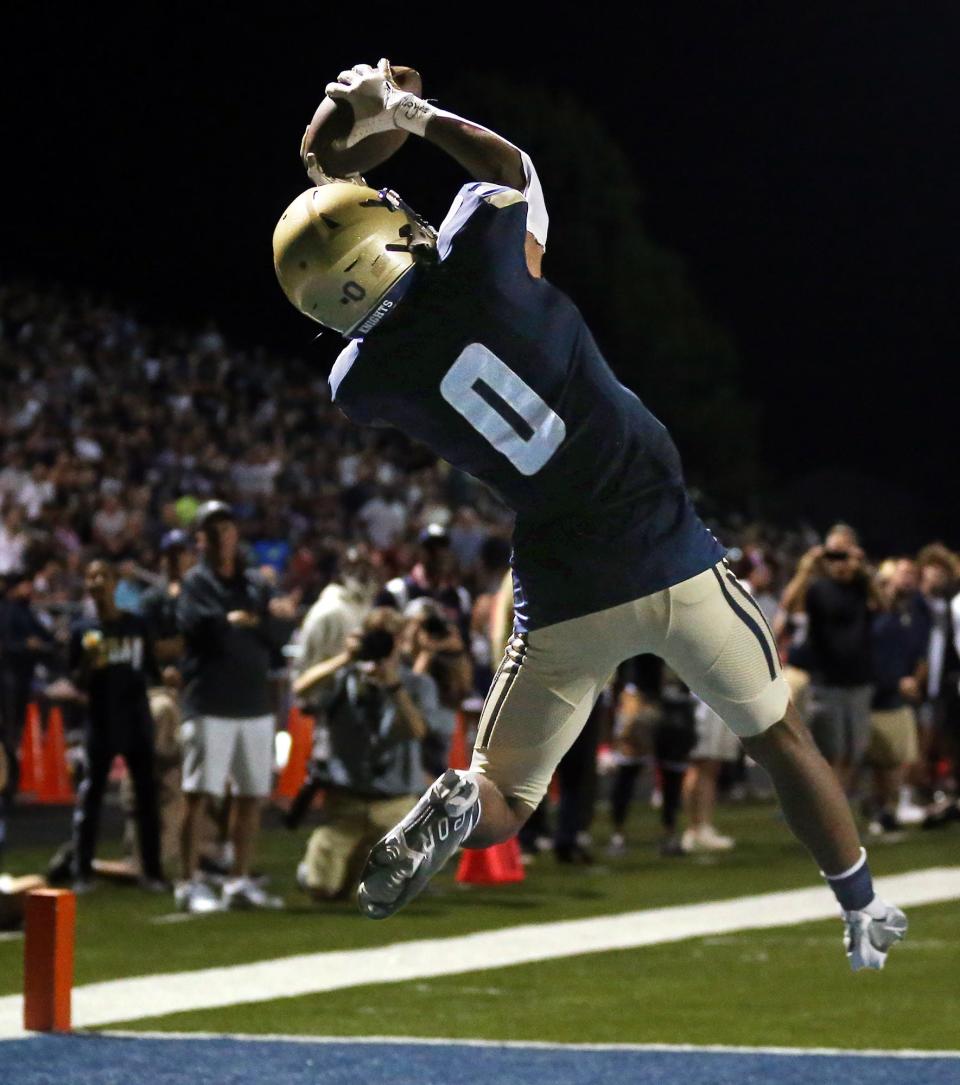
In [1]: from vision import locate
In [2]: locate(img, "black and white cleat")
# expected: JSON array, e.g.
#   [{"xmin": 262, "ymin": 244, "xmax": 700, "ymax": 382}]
[{"xmin": 358, "ymin": 769, "xmax": 481, "ymax": 919}]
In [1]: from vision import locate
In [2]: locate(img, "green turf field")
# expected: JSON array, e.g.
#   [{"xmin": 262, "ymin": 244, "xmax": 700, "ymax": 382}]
[{"xmin": 3, "ymin": 801, "xmax": 958, "ymax": 1048}]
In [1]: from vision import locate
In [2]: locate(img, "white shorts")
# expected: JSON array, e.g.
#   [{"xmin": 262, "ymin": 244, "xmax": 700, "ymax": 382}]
[
  {"xmin": 690, "ymin": 699, "xmax": 743, "ymax": 762},
  {"xmin": 471, "ymin": 560, "xmax": 789, "ymax": 810},
  {"xmin": 181, "ymin": 714, "xmax": 274, "ymax": 798}
]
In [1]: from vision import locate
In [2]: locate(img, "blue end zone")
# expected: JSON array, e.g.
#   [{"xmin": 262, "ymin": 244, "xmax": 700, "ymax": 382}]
[{"xmin": 5, "ymin": 1035, "xmax": 957, "ymax": 1085}]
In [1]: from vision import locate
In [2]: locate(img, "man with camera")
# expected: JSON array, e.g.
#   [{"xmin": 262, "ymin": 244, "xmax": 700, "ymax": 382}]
[
  {"xmin": 781, "ymin": 524, "xmax": 878, "ymax": 789},
  {"xmin": 292, "ymin": 607, "xmax": 441, "ymax": 900}
]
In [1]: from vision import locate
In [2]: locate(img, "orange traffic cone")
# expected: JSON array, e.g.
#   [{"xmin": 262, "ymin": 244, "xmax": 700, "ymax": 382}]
[
  {"xmin": 456, "ymin": 837, "xmax": 525, "ymax": 885},
  {"xmin": 17, "ymin": 703, "xmax": 45, "ymax": 799},
  {"xmin": 38, "ymin": 706, "xmax": 74, "ymax": 804},
  {"xmin": 448, "ymin": 711, "xmax": 468, "ymax": 771},
  {"xmin": 274, "ymin": 705, "xmax": 314, "ymax": 800}
]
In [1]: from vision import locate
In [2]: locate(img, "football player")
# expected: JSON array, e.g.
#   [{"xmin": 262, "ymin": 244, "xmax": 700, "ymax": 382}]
[{"xmin": 273, "ymin": 60, "xmax": 905, "ymax": 970}]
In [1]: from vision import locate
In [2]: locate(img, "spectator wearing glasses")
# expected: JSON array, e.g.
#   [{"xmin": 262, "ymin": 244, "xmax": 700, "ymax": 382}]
[{"xmin": 781, "ymin": 524, "xmax": 878, "ymax": 789}]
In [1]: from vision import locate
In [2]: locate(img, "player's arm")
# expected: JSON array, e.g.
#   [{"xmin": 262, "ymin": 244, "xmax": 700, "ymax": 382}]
[
  {"xmin": 422, "ymin": 113, "xmax": 526, "ymax": 191},
  {"xmin": 325, "ymin": 60, "xmax": 547, "ymax": 275}
]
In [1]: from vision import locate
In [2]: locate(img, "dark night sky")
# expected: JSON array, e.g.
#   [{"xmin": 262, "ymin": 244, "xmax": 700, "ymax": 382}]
[{"xmin": 4, "ymin": 4, "xmax": 958, "ymax": 545}]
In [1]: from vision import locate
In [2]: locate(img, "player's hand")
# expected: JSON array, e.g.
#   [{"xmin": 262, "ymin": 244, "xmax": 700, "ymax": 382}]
[
  {"xmin": 325, "ymin": 59, "xmax": 405, "ymax": 148},
  {"xmin": 300, "ymin": 126, "xmax": 328, "ymax": 186}
]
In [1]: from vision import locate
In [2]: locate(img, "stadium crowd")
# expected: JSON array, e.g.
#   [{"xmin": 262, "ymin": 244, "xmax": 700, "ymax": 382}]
[{"xmin": 1, "ymin": 283, "xmax": 958, "ymax": 915}]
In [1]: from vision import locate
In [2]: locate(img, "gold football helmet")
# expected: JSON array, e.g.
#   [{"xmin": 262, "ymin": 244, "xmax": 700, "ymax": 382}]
[{"xmin": 272, "ymin": 183, "xmax": 436, "ymax": 336}]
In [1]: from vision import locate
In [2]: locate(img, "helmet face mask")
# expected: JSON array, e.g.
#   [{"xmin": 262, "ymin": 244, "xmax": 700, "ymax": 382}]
[{"xmin": 273, "ymin": 184, "xmax": 437, "ymax": 337}]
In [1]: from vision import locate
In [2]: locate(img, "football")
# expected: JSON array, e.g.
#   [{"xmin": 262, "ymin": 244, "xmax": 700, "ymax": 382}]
[{"xmin": 303, "ymin": 65, "xmax": 423, "ymax": 178}]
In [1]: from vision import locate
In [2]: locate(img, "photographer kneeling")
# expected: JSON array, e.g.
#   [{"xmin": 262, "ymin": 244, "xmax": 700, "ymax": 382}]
[{"xmin": 292, "ymin": 607, "xmax": 441, "ymax": 900}]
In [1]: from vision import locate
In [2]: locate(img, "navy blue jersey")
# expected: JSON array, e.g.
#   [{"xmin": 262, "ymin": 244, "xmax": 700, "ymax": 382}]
[{"xmin": 331, "ymin": 182, "xmax": 724, "ymax": 630}]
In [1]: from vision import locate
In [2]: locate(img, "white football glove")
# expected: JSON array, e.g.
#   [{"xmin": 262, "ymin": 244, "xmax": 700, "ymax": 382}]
[
  {"xmin": 299, "ymin": 124, "xmax": 364, "ymax": 187},
  {"xmin": 326, "ymin": 58, "xmax": 433, "ymax": 147}
]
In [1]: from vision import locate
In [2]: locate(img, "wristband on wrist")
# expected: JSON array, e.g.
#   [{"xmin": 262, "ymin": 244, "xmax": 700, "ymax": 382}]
[{"xmin": 393, "ymin": 94, "xmax": 436, "ymax": 137}]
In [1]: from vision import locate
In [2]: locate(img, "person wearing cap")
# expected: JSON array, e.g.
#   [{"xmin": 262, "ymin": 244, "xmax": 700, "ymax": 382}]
[
  {"xmin": 175, "ymin": 501, "xmax": 298, "ymax": 912},
  {"xmin": 141, "ymin": 529, "xmax": 195, "ymax": 669},
  {"xmin": 377, "ymin": 524, "xmax": 471, "ymax": 638}
]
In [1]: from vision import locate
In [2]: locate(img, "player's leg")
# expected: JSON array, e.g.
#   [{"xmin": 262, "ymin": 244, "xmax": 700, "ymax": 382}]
[
  {"xmin": 740, "ymin": 704, "xmax": 860, "ymax": 873},
  {"xmin": 661, "ymin": 560, "xmax": 906, "ymax": 970},
  {"xmin": 358, "ymin": 617, "xmax": 622, "ymax": 918}
]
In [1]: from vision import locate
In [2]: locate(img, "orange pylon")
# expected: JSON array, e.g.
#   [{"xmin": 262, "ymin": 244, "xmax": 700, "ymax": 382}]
[
  {"xmin": 456, "ymin": 837, "xmax": 525, "ymax": 885},
  {"xmin": 17, "ymin": 703, "xmax": 45, "ymax": 798},
  {"xmin": 448, "ymin": 710, "xmax": 468, "ymax": 770},
  {"xmin": 274, "ymin": 705, "xmax": 314, "ymax": 800},
  {"xmin": 24, "ymin": 889, "xmax": 76, "ymax": 1032},
  {"xmin": 38, "ymin": 706, "xmax": 74, "ymax": 804}
]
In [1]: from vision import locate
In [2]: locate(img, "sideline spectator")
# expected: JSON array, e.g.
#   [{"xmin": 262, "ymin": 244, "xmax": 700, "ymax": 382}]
[
  {"xmin": 379, "ymin": 524, "xmax": 472, "ymax": 637},
  {"xmin": 916, "ymin": 544, "xmax": 960, "ymax": 797},
  {"xmin": 0, "ymin": 572, "xmax": 56, "ymax": 799},
  {"xmin": 175, "ymin": 501, "xmax": 297, "ymax": 913},
  {"xmin": 68, "ymin": 559, "xmax": 164, "ymax": 892},
  {"xmin": 141, "ymin": 529, "xmax": 194, "ymax": 667},
  {"xmin": 866, "ymin": 559, "xmax": 928, "ymax": 833},
  {"xmin": 682, "ymin": 699, "xmax": 739, "ymax": 852},
  {"xmin": 607, "ymin": 657, "xmax": 695, "ymax": 857},
  {"xmin": 405, "ymin": 602, "xmax": 473, "ymax": 776},
  {"xmin": 292, "ymin": 608, "xmax": 439, "ymax": 900},
  {"xmin": 782, "ymin": 524, "xmax": 877, "ymax": 789},
  {"xmin": 295, "ymin": 544, "xmax": 378, "ymax": 684}
]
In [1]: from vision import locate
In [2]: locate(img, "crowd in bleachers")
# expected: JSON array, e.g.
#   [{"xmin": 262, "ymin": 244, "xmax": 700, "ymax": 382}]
[{"xmin": 1, "ymin": 283, "xmax": 958, "ymax": 915}]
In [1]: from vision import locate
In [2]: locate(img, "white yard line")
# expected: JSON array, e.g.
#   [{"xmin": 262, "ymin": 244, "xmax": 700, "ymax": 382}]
[
  {"xmin": 98, "ymin": 1030, "xmax": 960, "ymax": 1059},
  {"xmin": 0, "ymin": 867, "xmax": 958, "ymax": 1040}
]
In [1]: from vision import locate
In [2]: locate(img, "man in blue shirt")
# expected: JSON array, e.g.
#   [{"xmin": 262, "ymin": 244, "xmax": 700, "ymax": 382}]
[{"xmin": 272, "ymin": 60, "xmax": 905, "ymax": 969}]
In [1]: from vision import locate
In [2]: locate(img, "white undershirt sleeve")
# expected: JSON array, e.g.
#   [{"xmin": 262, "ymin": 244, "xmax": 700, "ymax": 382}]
[{"xmin": 519, "ymin": 150, "xmax": 549, "ymax": 249}]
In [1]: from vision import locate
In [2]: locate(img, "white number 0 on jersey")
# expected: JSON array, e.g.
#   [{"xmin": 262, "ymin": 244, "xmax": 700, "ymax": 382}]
[{"xmin": 440, "ymin": 343, "xmax": 566, "ymax": 476}]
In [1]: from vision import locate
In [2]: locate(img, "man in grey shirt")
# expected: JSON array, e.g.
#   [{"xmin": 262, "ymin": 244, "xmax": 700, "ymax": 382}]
[
  {"xmin": 176, "ymin": 501, "xmax": 297, "ymax": 913},
  {"xmin": 293, "ymin": 607, "xmax": 440, "ymax": 899}
]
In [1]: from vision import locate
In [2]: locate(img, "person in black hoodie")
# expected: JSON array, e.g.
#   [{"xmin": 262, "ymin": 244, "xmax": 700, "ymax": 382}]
[
  {"xmin": 69, "ymin": 559, "xmax": 164, "ymax": 891},
  {"xmin": 175, "ymin": 501, "xmax": 297, "ymax": 913}
]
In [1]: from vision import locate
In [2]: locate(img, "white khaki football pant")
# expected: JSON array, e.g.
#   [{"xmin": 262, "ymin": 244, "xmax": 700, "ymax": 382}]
[{"xmin": 470, "ymin": 560, "xmax": 790, "ymax": 810}]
